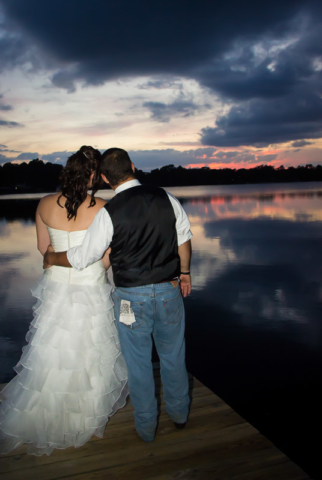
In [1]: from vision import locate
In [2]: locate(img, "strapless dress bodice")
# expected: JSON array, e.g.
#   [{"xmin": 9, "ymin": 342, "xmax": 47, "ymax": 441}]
[{"xmin": 45, "ymin": 227, "xmax": 106, "ymax": 285}]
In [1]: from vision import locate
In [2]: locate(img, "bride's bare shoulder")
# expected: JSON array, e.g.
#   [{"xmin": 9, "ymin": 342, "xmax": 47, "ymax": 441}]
[{"xmin": 37, "ymin": 193, "xmax": 62, "ymax": 211}]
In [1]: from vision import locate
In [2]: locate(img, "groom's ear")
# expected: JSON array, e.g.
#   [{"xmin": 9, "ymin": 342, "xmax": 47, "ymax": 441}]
[
  {"xmin": 101, "ymin": 173, "xmax": 109, "ymax": 185},
  {"xmin": 131, "ymin": 162, "xmax": 135, "ymax": 173}
]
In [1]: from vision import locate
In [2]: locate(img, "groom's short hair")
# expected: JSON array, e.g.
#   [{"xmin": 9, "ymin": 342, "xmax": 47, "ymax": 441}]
[{"xmin": 101, "ymin": 148, "xmax": 134, "ymax": 186}]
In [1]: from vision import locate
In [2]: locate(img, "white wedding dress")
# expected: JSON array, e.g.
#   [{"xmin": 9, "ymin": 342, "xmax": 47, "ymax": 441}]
[{"xmin": 0, "ymin": 227, "xmax": 128, "ymax": 456}]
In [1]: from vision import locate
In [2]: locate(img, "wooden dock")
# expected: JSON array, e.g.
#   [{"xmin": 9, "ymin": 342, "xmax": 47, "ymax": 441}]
[{"xmin": 0, "ymin": 372, "xmax": 310, "ymax": 480}]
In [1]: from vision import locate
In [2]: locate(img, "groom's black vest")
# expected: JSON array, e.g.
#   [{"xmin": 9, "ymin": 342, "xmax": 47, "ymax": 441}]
[{"xmin": 104, "ymin": 184, "xmax": 180, "ymax": 287}]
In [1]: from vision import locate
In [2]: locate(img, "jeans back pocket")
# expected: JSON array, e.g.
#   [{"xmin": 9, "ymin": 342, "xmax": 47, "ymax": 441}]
[
  {"xmin": 115, "ymin": 295, "xmax": 144, "ymax": 329},
  {"xmin": 163, "ymin": 289, "xmax": 184, "ymax": 324}
]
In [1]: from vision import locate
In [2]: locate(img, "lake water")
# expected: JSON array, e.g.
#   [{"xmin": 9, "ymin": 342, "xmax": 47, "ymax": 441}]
[{"xmin": 0, "ymin": 182, "xmax": 321, "ymax": 478}]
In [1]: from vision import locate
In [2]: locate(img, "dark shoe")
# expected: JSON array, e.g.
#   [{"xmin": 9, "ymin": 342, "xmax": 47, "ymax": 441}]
[{"xmin": 174, "ymin": 421, "xmax": 186, "ymax": 430}]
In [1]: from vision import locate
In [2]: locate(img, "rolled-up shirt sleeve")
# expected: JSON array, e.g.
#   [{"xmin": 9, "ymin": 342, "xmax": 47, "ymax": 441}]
[
  {"xmin": 67, "ymin": 208, "xmax": 113, "ymax": 270},
  {"xmin": 166, "ymin": 191, "xmax": 193, "ymax": 246}
]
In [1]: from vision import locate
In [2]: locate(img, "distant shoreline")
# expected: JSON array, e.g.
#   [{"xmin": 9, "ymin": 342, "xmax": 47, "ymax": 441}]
[
  {"xmin": 1, "ymin": 176, "xmax": 322, "ymax": 198},
  {"xmin": 1, "ymin": 181, "xmax": 322, "ymax": 201},
  {"xmin": 1, "ymin": 160, "xmax": 322, "ymax": 197}
]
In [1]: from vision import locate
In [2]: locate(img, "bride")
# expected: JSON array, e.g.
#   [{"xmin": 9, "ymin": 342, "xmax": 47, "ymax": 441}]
[{"xmin": 0, "ymin": 146, "xmax": 128, "ymax": 456}]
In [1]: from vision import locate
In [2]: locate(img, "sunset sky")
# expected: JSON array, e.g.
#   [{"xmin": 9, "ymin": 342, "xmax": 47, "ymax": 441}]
[{"xmin": 0, "ymin": 0, "xmax": 322, "ymax": 170}]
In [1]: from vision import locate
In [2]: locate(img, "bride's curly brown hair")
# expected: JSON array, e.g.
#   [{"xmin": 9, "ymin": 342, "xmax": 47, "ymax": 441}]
[{"xmin": 57, "ymin": 145, "xmax": 102, "ymax": 220}]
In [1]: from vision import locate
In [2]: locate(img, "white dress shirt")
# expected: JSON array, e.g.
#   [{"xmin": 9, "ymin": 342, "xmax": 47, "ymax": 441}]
[{"xmin": 67, "ymin": 180, "xmax": 192, "ymax": 270}]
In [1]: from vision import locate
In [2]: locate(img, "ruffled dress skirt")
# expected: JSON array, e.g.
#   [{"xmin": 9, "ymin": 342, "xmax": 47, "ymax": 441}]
[{"xmin": 0, "ymin": 273, "xmax": 128, "ymax": 456}]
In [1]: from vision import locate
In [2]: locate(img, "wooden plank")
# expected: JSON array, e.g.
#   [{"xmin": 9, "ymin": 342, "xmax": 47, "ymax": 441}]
[
  {"xmin": 0, "ymin": 391, "xmax": 226, "ymax": 462},
  {"xmin": 106, "ymin": 447, "xmax": 306, "ymax": 480},
  {"xmin": 0, "ymin": 402, "xmax": 244, "ymax": 472},
  {"xmin": 43, "ymin": 444, "xmax": 282, "ymax": 480},
  {"xmin": 142, "ymin": 457, "xmax": 307, "ymax": 480},
  {"xmin": 0, "ymin": 423, "xmax": 260, "ymax": 480},
  {"xmin": 0, "ymin": 385, "xmax": 222, "ymax": 462},
  {"xmin": 1, "ymin": 426, "xmax": 307, "ymax": 480},
  {"xmin": 0, "ymin": 377, "xmax": 310, "ymax": 480}
]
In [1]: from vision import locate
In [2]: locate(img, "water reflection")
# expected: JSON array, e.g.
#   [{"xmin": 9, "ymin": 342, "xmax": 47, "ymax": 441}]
[
  {"xmin": 183, "ymin": 191, "xmax": 322, "ymax": 222},
  {"xmin": 0, "ymin": 183, "xmax": 322, "ymax": 381},
  {"xmin": 185, "ymin": 191, "xmax": 322, "ymax": 351},
  {"xmin": 0, "ymin": 219, "xmax": 43, "ymax": 382}
]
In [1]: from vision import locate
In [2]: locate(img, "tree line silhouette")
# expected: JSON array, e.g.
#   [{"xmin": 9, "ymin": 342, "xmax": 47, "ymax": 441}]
[{"xmin": 1, "ymin": 159, "xmax": 322, "ymax": 193}]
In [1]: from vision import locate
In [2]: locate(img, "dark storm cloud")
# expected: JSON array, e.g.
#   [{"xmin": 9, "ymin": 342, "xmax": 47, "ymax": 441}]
[
  {"xmin": 1, "ymin": 150, "xmax": 72, "ymax": 164},
  {"xmin": 129, "ymin": 148, "xmax": 209, "ymax": 169},
  {"xmin": 1, "ymin": 0, "xmax": 322, "ymax": 146},
  {"xmin": 198, "ymin": 17, "xmax": 322, "ymax": 146},
  {"xmin": 0, "ymin": 17, "xmax": 47, "ymax": 75},
  {"xmin": 138, "ymin": 79, "xmax": 180, "ymax": 90},
  {"xmin": 0, "ymin": 120, "xmax": 23, "ymax": 127},
  {"xmin": 1, "ymin": 1, "xmax": 304, "ymax": 77},
  {"xmin": 15, "ymin": 152, "xmax": 38, "ymax": 160},
  {"xmin": 256, "ymin": 154, "xmax": 277, "ymax": 163},
  {"xmin": 0, "ymin": 104, "xmax": 12, "ymax": 111},
  {"xmin": 0, "ymin": 94, "xmax": 13, "ymax": 113},
  {"xmin": 292, "ymin": 140, "xmax": 313, "ymax": 147},
  {"xmin": 0, "ymin": 148, "xmax": 20, "ymax": 153},
  {"xmin": 0, "ymin": 35, "xmax": 30, "ymax": 72},
  {"xmin": 41, "ymin": 151, "xmax": 72, "ymax": 163},
  {"xmin": 2, "ymin": 0, "xmax": 320, "ymax": 88},
  {"xmin": 0, "ymin": 151, "xmax": 19, "ymax": 164},
  {"xmin": 143, "ymin": 98, "xmax": 210, "ymax": 123},
  {"xmin": 200, "ymin": 89, "xmax": 322, "ymax": 147}
]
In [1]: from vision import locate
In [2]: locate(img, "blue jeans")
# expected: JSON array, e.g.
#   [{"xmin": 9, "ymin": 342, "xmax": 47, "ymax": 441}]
[{"xmin": 114, "ymin": 282, "xmax": 190, "ymax": 442}]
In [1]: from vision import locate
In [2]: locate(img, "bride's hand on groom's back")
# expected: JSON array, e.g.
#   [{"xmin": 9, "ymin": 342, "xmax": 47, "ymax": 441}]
[{"xmin": 101, "ymin": 247, "xmax": 111, "ymax": 270}]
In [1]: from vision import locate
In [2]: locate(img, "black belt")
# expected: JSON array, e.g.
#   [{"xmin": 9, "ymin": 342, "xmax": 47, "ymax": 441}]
[{"xmin": 156, "ymin": 278, "xmax": 178, "ymax": 284}]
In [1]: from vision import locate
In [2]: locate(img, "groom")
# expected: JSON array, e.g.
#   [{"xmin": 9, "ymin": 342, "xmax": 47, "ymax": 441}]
[{"xmin": 44, "ymin": 148, "xmax": 192, "ymax": 443}]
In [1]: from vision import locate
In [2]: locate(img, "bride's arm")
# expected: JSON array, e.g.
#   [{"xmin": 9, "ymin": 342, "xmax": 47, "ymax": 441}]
[{"xmin": 35, "ymin": 201, "xmax": 50, "ymax": 256}]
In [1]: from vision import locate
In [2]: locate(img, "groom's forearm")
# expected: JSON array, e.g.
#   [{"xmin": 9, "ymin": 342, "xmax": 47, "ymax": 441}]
[
  {"xmin": 45, "ymin": 251, "xmax": 72, "ymax": 268},
  {"xmin": 178, "ymin": 239, "xmax": 191, "ymax": 272}
]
